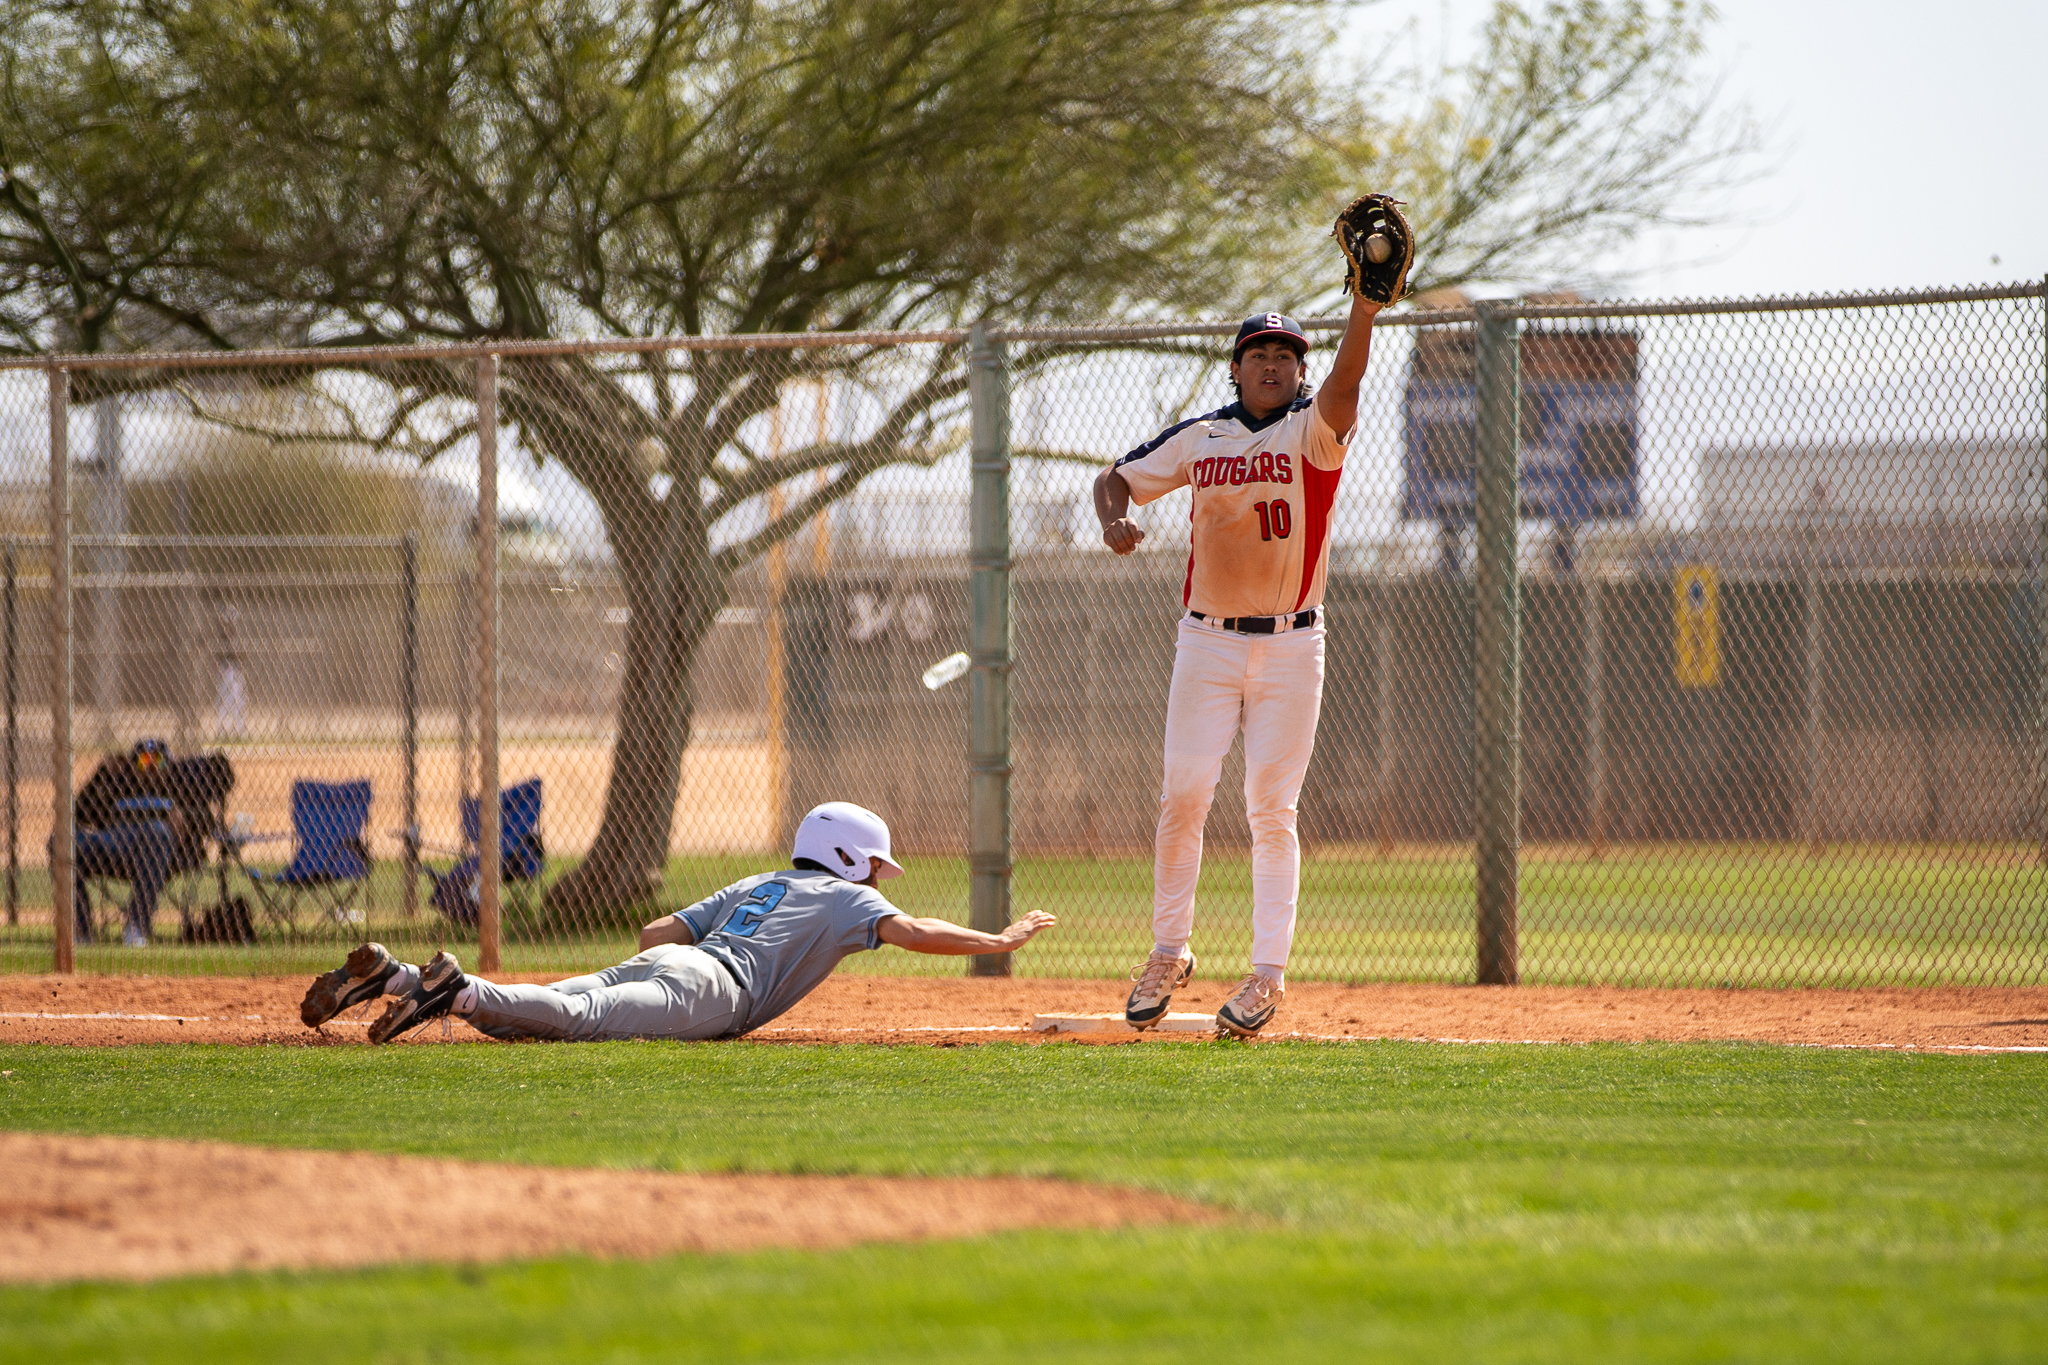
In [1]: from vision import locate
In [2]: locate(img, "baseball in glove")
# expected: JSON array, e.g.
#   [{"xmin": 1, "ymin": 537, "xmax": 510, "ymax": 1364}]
[{"xmin": 1333, "ymin": 194, "xmax": 1414, "ymax": 304}]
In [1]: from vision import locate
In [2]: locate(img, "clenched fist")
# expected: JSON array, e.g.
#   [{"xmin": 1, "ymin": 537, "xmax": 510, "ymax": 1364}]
[{"xmin": 1101, "ymin": 518, "xmax": 1146, "ymax": 556}]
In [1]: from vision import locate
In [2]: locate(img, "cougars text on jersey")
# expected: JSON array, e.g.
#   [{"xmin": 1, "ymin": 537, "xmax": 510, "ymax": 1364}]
[
  {"xmin": 1190, "ymin": 451, "xmax": 1292, "ymax": 488},
  {"xmin": 1114, "ymin": 398, "xmax": 1350, "ymax": 618}
]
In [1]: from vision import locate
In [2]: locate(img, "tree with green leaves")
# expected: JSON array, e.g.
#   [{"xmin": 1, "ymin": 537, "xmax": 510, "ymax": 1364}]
[{"xmin": 0, "ymin": 0, "xmax": 1752, "ymax": 920}]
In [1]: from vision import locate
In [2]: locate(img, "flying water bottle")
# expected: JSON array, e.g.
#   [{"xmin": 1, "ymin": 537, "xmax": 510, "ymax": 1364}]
[{"xmin": 921, "ymin": 651, "xmax": 972, "ymax": 691}]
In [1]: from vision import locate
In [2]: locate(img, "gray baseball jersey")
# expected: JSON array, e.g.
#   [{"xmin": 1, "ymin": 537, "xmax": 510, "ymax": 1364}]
[{"xmin": 672, "ymin": 869, "xmax": 900, "ymax": 1029}]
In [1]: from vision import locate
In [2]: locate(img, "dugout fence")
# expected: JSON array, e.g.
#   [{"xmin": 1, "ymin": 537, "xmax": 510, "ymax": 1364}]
[{"xmin": 2, "ymin": 281, "xmax": 2044, "ymax": 986}]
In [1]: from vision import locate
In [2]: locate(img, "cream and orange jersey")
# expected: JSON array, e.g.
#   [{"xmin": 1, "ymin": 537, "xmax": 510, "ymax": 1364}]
[{"xmin": 1114, "ymin": 397, "xmax": 1350, "ymax": 618}]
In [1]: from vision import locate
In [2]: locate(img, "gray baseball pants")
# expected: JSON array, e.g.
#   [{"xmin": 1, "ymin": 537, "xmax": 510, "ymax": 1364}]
[{"xmin": 462, "ymin": 943, "xmax": 747, "ymax": 1042}]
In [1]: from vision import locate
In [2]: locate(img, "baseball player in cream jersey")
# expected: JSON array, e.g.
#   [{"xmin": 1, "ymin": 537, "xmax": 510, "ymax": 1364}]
[
  {"xmin": 299, "ymin": 802, "xmax": 1055, "ymax": 1043},
  {"xmin": 1093, "ymin": 293, "xmax": 1382, "ymax": 1036}
]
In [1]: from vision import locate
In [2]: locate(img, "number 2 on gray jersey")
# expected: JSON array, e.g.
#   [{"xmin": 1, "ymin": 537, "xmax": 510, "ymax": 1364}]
[{"xmin": 725, "ymin": 882, "xmax": 788, "ymax": 938}]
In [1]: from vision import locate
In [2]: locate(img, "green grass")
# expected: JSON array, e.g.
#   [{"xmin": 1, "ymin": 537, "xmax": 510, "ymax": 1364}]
[
  {"xmin": 4, "ymin": 843, "xmax": 2045, "ymax": 986},
  {"xmin": 0, "ymin": 1040, "xmax": 2044, "ymax": 1362}
]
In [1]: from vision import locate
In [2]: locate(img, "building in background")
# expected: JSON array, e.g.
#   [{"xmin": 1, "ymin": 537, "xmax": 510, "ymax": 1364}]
[
  {"xmin": 1401, "ymin": 295, "xmax": 1641, "ymax": 573},
  {"xmin": 1688, "ymin": 438, "xmax": 2041, "ymax": 571}
]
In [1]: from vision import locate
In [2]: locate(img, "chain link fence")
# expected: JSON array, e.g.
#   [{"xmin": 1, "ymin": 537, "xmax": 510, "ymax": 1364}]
[{"xmin": 2, "ymin": 282, "xmax": 2043, "ymax": 985}]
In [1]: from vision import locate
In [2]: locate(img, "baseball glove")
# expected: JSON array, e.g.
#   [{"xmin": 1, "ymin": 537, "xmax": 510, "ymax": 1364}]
[{"xmin": 1333, "ymin": 194, "xmax": 1414, "ymax": 304}]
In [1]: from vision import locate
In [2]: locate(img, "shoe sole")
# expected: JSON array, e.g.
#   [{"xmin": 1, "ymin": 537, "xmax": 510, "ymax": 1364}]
[
  {"xmin": 1124, "ymin": 953, "xmax": 1197, "ymax": 1031},
  {"xmin": 301, "ymin": 942, "xmax": 398, "ymax": 1028},
  {"xmin": 418, "ymin": 950, "xmax": 462, "ymax": 990}
]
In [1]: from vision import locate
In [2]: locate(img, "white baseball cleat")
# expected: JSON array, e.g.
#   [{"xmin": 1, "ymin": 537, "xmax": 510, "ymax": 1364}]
[
  {"xmin": 1124, "ymin": 948, "xmax": 1197, "ymax": 1029},
  {"xmin": 1215, "ymin": 973, "xmax": 1283, "ymax": 1038}
]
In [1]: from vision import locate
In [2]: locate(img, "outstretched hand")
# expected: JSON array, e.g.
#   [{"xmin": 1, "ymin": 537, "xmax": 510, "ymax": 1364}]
[
  {"xmin": 1000, "ymin": 910, "xmax": 1057, "ymax": 948},
  {"xmin": 877, "ymin": 908, "xmax": 1057, "ymax": 955}
]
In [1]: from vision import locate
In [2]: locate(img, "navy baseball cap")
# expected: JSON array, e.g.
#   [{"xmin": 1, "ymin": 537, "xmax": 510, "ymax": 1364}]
[{"xmin": 1232, "ymin": 312, "xmax": 1309, "ymax": 360}]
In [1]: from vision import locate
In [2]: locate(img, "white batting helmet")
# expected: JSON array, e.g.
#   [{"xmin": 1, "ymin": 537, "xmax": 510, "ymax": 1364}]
[{"xmin": 792, "ymin": 801, "xmax": 904, "ymax": 882}]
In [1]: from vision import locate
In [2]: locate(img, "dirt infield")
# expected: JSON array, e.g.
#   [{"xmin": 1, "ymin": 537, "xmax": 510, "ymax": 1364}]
[
  {"xmin": 0, "ymin": 1132, "xmax": 1210, "ymax": 1283},
  {"xmin": 3, "ymin": 972, "xmax": 2045, "ymax": 1050}
]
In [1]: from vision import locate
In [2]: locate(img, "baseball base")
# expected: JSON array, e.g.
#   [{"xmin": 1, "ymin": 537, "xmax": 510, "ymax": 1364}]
[{"xmin": 1030, "ymin": 1011, "xmax": 1217, "ymax": 1036}]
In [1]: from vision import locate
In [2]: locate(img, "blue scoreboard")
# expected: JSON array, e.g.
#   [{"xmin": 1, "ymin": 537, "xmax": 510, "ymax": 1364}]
[{"xmin": 1401, "ymin": 326, "xmax": 1640, "ymax": 524}]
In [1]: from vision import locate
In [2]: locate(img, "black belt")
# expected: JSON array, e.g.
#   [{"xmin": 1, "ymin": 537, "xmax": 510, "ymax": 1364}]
[{"xmin": 1188, "ymin": 608, "xmax": 1320, "ymax": 634}]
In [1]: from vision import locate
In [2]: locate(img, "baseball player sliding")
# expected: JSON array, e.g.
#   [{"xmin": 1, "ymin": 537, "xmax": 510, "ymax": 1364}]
[
  {"xmin": 1092, "ymin": 194, "xmax": 1412, "ymax": 1038},
  {"xmin": 300, "ymin": 802, "xmax": 1055, "ymax": 1043}
]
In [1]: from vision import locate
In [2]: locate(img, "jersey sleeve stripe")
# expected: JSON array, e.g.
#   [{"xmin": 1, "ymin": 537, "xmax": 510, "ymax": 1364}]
[{"xmin": 1114, "ymin": 405, "xmax": 1235, "ymax": 468}]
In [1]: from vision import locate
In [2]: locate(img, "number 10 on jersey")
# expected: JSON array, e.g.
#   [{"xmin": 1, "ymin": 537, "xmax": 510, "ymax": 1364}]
[{"xmin": 1254, "ymin": 499, "xmax": 1292, "ymax": 541}]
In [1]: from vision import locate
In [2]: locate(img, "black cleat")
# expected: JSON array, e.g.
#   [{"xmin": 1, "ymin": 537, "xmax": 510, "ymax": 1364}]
[
  {"xmin": 302, "ymin": 942, "xmax": 402, "ymax": 1028},
  {"xmin": 369, "ymin": 950, "xmax": 466, "ymax": 1044}
]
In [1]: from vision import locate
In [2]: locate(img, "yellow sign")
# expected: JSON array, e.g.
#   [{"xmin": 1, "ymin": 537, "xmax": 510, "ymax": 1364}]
[{"xmin": 1673, "ymin": 565, "xmax": 1721, "ymax": 688}]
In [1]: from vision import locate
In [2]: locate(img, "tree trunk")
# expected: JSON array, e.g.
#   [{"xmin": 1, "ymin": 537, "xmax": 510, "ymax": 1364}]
[{"xmin": 541, "ymin": 478, "xmax": 723, "ymax": 926}]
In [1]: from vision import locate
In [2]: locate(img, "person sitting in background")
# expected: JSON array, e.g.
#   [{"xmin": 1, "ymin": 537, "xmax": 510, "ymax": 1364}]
[{"xmin": 65, "ymin": 739, "xmax": 232, "ymax": 947}]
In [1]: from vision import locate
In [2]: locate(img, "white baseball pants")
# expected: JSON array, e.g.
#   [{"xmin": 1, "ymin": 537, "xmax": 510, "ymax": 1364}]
[{"xmin": 1151, "ymin": 614, "xmax": 1326, "ymax": 971}]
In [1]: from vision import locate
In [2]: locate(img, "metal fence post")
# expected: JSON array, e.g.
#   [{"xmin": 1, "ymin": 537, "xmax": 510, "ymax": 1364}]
[
  {"xmin": 457, "ymin": 521, "xmax": 475, "ymax": 816},
  {"xmin": 5, "ymin": 537, "xmax": 16, "ymax": 926},
  {"xmin": 967, "ymin": 322, "xmax": 1013, "ymax": 975},
  {"xmin": 1374, "ymin": 597, "xmax": 1396, "ymax": 857},
  {"xmin": 1583, "ymin": 570, "xmax": 1605, "ymax": 858},
  {"xmin": 401, "ymin": 531, "xmax": 420, "ymax": 920},
  {"xmin": 49, "ymin": 367, "xmax": 73, "ymax": 973},
  {"xmin": 1806, "ymin": 509, "xmax": 1826, "ymax": 857},
  {"xmin": 1473, "ymin": 301, "xmax": 1520, "ymax": 986},
  {"xmin": 2036, "ymin": 277, "xmax": 2048, "ymax": 863},
  {"xmin": 476, "ymin": 355, "xmax": 501, "ymax": 973}
]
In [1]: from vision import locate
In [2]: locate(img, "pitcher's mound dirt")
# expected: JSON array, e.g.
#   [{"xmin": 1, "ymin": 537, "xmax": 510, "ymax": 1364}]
[
  {"xmin": 3, "ymin": 973, "xmax": 2046, "ymax": 1049},
  {"xmin": 0, "ymin": 1132, "xmax": 1214, "ymax": 1283}
]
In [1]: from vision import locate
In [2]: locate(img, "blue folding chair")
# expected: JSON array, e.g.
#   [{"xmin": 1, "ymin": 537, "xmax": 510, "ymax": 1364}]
[
  {"xmin": 426, "ymin": 777, "xmax": 545, "ymax": 929},
  {"xmin": 235, "ymin": 779, "xmax": 375, "ymax": 938}
]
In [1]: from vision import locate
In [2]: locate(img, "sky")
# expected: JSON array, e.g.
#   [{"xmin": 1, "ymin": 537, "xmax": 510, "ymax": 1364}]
[{"xmin": 1351, "ymin": 0, "xmax": 2048, "ymax": 299}]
